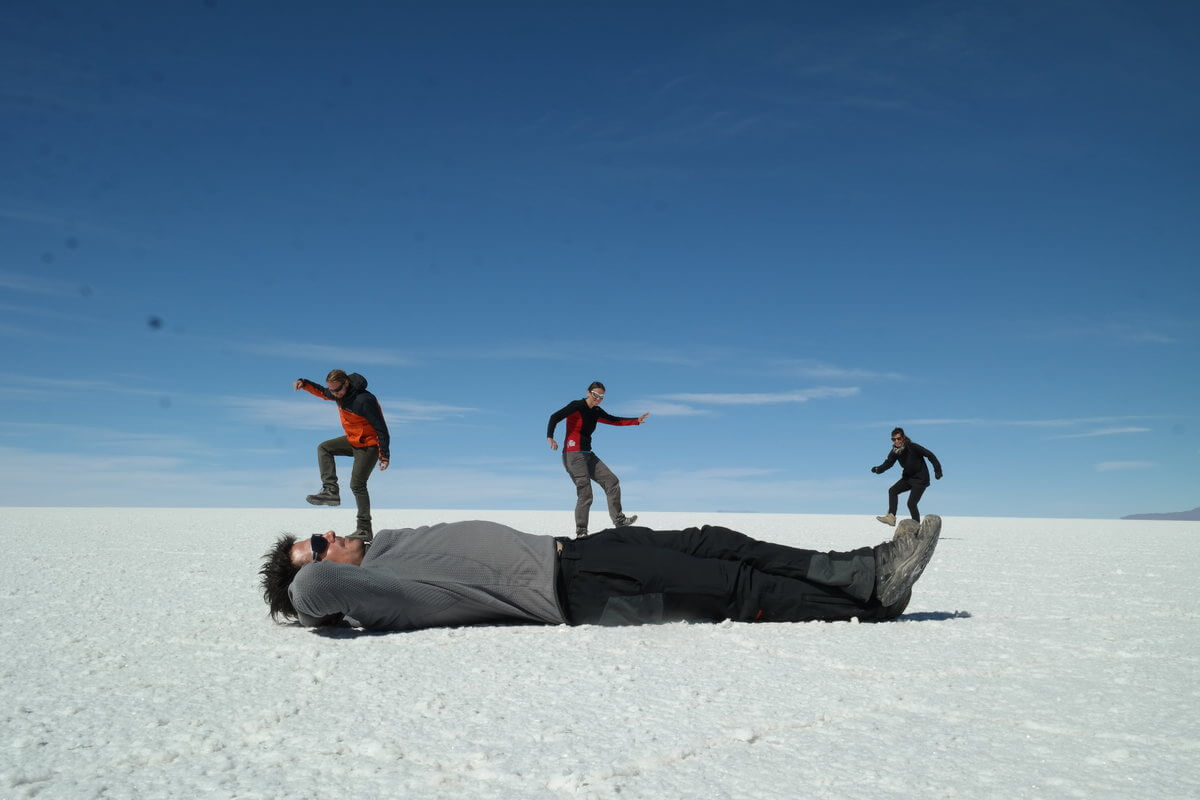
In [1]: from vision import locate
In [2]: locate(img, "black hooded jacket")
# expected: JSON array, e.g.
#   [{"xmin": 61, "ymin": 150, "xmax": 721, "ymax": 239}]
[{"xmin": 874, "ymin": 441, "xmax": 941, "ymax": 485}]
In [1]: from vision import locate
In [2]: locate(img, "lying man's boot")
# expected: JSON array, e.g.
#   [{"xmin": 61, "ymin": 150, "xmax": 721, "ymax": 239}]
[
  {"xmin": 875, "ymin": 513, "xmax": 896, "ymax": 526},
  {"xmin": 881, "ymin": 586, "xmax": 912, "ymax": 619},
  {"xmin": 874, "ymin": 514, "xmax": 941, "ymax": 606},
  {"xmin": 305, "ymin": 488, "xmax": 341, "ymax": 506},
  {"xmin": 884, "ymin": 512, "xmax": 921, "ymax": 616},
  {"xmin": 894, "ymin": 518, "xmax": 918, "ymax": 540}
]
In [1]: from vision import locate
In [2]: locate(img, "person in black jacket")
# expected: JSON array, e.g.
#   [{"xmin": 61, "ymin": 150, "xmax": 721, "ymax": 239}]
[
  {"xmin": 546, "ymin": 381, "xmax": 649, "ymax": 537},
  {"xmin": 870, "ymin": 427, "xmax": 942, "ymax": 525},
  {"xmin": 294, "ymin": 369, "xmax": 390, "ymax": 539}
]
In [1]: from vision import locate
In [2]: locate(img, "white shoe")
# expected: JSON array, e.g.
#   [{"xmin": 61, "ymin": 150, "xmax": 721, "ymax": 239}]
[{"xmin": 875, "ymin": 513, "xmax": 896, "ymax": 526}]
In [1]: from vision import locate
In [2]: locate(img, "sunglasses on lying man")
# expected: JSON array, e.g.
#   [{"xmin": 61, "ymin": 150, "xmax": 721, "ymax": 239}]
[{"xmin": 310, "ymin": 534, "xmax": 330, "ymax": 563}]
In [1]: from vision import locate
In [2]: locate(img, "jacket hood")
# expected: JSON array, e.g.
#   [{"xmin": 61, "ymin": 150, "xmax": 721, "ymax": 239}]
[{"xmin": 347, "ymin": 372, "xmax": 368, "ymax": 393}]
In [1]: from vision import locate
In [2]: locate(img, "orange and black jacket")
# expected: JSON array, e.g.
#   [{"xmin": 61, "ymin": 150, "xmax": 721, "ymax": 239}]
[{"xmin": 298, "ymin": 373, "xmax": 390, "ymax": 460}]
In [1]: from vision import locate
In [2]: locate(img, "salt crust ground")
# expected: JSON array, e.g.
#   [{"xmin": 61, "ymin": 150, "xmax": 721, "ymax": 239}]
[{"xmin": 2, "ymin": 508, "xmax": 1198, "ymax": 799}]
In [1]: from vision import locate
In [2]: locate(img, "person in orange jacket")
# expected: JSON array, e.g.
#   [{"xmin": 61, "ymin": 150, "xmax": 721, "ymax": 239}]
[{"xmin": 294, "ymin": 369, "xmax": 390, "ymax": 540}]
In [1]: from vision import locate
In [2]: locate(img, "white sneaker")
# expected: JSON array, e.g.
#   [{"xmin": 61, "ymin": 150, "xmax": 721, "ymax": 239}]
[{"xmin": 875, "ymin": 513, "xmax": 896, "ymax": 526}]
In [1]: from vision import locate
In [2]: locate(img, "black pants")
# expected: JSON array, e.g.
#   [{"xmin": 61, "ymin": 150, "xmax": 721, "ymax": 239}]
[
  {"xmin": 557, "ymin": 526, "xmax": 894, "ymax": 625},
  {"xmin": 887, "ymin": 478, "xmax": 928, "ymax": 521}
]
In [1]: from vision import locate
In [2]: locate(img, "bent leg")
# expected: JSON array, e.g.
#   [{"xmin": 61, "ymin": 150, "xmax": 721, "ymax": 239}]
[
  {"xmin": 906, "ymin": 483, "xmax": 927, "ymax": 521},
  {"xmin": 317, "ymin": 436, "xmax": 353, "ymax": 491},
  {"xmin": 590, "ymin": 456, "xmax": 625, "ymax": 524},
  {"xmin": 887, "ymin": 478, "xmax": 909, "ymax": 516}
]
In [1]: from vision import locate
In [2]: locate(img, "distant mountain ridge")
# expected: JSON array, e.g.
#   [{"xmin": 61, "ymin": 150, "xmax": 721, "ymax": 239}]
[{"xmin": 1122, "ymin": 506, "xmax": 1200, "ymax": 521}]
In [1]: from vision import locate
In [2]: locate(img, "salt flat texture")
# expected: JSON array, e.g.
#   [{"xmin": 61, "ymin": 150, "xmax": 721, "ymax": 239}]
[{"xmin": 2, "ymin": 508, "xmax": 1198, "ymax": 799}]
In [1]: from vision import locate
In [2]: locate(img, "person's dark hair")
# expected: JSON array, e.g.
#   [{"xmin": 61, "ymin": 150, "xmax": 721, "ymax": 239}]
[
  {"xmin": 260, "ymin": 534, "xmax": 301, "ymax": 621},
  {"xmin": 587, "ymin": 381, "xmax": 606, "ymax": 392},
  {"xmin": 891, "ymin": 427, "xmax": 909, "ymax": 445},
  {"xmin": 326, "ymin": 368, "xmax": 349, "ymax": 386}
]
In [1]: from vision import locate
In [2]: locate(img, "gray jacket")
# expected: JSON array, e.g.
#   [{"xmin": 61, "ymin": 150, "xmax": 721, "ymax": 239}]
[{"xmin": 289, "ymin": 521, "xmax": 566, "ymax": 630}]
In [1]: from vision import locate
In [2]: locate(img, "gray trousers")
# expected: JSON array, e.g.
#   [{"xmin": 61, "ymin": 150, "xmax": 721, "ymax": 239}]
[
  {"xmin": 317, "ymin": 436, "xmax": 378, "ymax": 532},
  {"xmin": 563, "ymin": 451, "xmax": 625, "ymax": 533}
]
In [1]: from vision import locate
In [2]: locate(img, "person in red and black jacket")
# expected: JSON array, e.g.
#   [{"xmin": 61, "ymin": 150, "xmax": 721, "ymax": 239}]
[
  {"xmin": 294, "ymin": 369, "xmax": 390, "ymax": 540},
  {"xmin": 546, "ymin": 381, "xmax": 649, "ymax": 538}
]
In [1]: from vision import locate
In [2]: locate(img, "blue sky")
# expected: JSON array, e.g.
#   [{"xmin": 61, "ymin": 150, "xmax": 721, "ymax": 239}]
[{"xmin": 2, "ymin": 1, "xmax": 1197, "ymax": 519}]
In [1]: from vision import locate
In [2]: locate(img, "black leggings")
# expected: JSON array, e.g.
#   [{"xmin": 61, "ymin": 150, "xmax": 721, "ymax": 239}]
[
  {"xmin": 558, "ymin": 526, "xmax": 893, "ymax": 625},
  {"xmin": 888, "ymin": 479, "xmax": 928, "ymax": 520}
]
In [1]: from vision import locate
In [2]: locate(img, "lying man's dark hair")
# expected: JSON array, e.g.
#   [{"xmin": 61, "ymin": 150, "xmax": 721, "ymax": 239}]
[{"xmin": 260, "ymin": 534, "xmax": 300, "ymax": 621}]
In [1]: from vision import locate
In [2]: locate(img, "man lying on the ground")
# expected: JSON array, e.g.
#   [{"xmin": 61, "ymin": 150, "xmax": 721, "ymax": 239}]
[{"xmin": 259, "ymin": 517, "xmax": 941, "ymax": 630}]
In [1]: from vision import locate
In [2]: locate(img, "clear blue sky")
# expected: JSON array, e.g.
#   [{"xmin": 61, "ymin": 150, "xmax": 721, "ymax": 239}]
[{"xmin": 2, "ymin": 1, "xmax": 1197, "ymax": 518}]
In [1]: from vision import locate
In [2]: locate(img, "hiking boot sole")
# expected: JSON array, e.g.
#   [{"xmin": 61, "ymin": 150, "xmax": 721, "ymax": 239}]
[{"xmin": 878, "ymin": 514, "xmax": 941, "ymax": 606}]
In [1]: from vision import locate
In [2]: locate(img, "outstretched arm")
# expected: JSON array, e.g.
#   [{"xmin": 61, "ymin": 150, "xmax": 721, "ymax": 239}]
[
  {"xmin": 870, "ymin": 451, "xmax": 898, "ymax": 474},
  {"xmin": 295, "ymin": 378, "xmax": 333, "ymax": 400},
  {"xmin": 597, "ymin": 408, "xmax": 646, "ymax": 427}
]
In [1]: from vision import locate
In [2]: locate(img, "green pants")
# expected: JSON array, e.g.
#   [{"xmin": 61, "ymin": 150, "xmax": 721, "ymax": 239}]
[{"xmin": 318, "ymin": 436, "xmax": 378, "ymax": 533}]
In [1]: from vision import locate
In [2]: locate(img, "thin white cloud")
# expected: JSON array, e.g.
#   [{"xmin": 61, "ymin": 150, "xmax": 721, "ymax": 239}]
[
  {"xmin": 1128, "ymin": 331, "xmax": 1176, "ymax": 344},
  {"xmin": 424, "ymin": 341, "xmax": 710, "ymax": 367},
  {"xmin": 661, "ymin": 387, "xmax": 860, "ymax": 405},
  {"xmin": 0, "ymin": 321, "xmax": 38, "ymax": 338},
  {"xmin": 675, "ymin": 467, "xmax": 781, "ymax": 480},
  {"xmin": 1095, "ymin": 461, "xmax": 1155, "ymax": 472},
  {"xmin": 1051, "ymin": 427, "xmax": 1152, "ymax": 439},
  {"xmin": 0, "ymin": 374, "xmax": 167, "ymax": 398},
  {"xmin": 383, "ymin": 400, "xmax": 478, "ymax": 422},
  {"xmin": 0, "ymin": 269, "xmax": 80, "ymax": 297},
  {"xmin": 0, "ymin": 301, "xmax": 98, "ymax": 324},
  {"xmin": 223, "ymin": 395, "xmax": 476, "ymax": 428},
  {"xmin": 1023, "ymin": 319, "xmax": 1184, "ymax": 346},
  {"xmin": 234, "ymin": 340, "xmax": 415, "ymax": 367},
  {"xmin": 855, "ymin": 415, "xmax": 1169, "ymax": 430},
  {"xmin": 0, "ymin": 423, "xmax": 222, "ymax": 460},
  {"xmin": 768, "ymin": 359, "xmax": 905, "ymax": 381},
  {"xmin": 0, "ymin": 202, "xmax": 158, "ymax": 249},
  {"xmin": 640, "ymin": 401, "xmax": 711, "ymax": 417}
]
